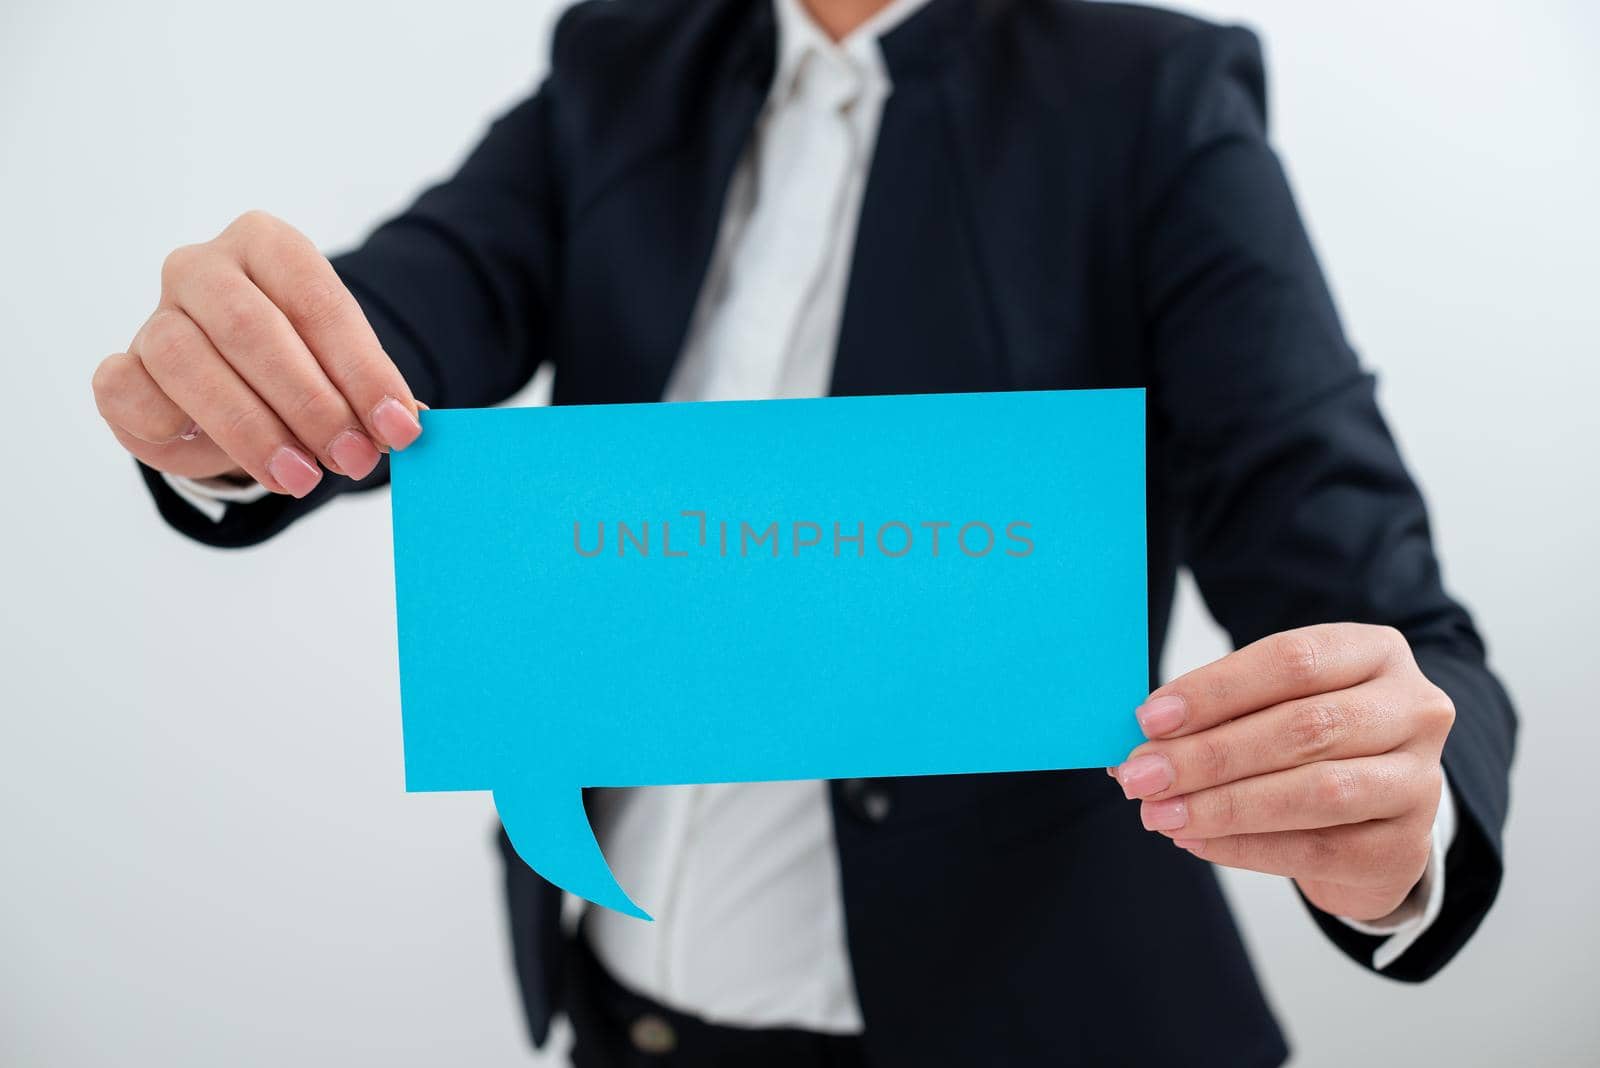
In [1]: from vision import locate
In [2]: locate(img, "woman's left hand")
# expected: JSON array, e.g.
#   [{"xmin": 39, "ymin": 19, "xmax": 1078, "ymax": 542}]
[{"xmin": 1111, "ymin": 623, "xmax": 1455, "ymax": 921}]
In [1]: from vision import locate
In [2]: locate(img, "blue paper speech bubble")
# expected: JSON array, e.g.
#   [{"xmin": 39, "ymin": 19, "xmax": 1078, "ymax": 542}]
[{"xmin": 391, "ymin": 390, "xmax": 1147, "ymax": 918}]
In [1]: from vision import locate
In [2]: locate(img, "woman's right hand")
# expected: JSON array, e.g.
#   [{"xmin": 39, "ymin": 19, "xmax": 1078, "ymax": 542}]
[{"xmin": 91, "ymin": 210, "xmax": 423, "ymax": 497}]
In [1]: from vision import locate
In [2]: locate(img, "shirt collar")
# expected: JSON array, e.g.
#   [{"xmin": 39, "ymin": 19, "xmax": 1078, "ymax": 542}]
[{"xmin": 771, "ymin": 0, "xmax": 935, "ymax": 97}]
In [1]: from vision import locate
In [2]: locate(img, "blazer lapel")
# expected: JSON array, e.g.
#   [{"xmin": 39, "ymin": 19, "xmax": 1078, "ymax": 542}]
[
  {"xmin": 830, "ymin": 0, "xmax": 1010, "ymax": 397},
  {"xmin": 554, "ymin": 3, "xmax": 775, "ymax": 405}
]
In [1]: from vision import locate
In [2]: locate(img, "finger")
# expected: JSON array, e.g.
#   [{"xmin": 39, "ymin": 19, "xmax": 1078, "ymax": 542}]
[
  {"xmin": 94, "ymin": 347, "xmax": 241, "ymax": 477},
  {"xmin": 1114, "ymin": 678, "xmax": 1415, "ymax": 800},
  {"xmin": 1172, "ymin": 819, "xmax": 1425, "ymax": 889},
  {"xmin": 226, "ymin": 213, "xmax": 421, "ymax": 450},
  {"xmin": 1134, "ymin": 624, "xmax": 1409, "ymax": 740},
  {"xmin": 92, "ymin": 351, "xmax": 199, "ymax": 444},
  {"xmin": 164, "ymin": 246, "xmax": 381, "ymax": 480},
  {"xmin": 134, "ymin": 307, "xmax": 323, "ymax": 497},
  {"xmin": 1139, "ymin": 753, "xmax": 1423, "ymax": 840},
  {"xmin": 106, "ymin": 422, "xmax": 240, "ymax": 481}
]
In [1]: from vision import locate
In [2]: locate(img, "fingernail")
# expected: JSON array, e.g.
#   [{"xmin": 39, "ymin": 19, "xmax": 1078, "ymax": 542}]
[
  {"xmin": 372, "ymin": 396, "xmax": 421, "ymax": 449},
  {"xmin": 266, "ymin": 444, "xmax": 322, "ymax": 498},
  {"xmin": 1116, "ymin": 753, "xmax": 1174, "ymax": 799},
  {"xmin": 328, "ymin": 429, "xmax": 381, "ymax": 481},
  {"xmin": 1173, "ymin": 839, "xmax": 1204, "ymax": 853},
  {"xmin": 1136, "ymin": 694, "xmax": 1187, "ymax": 738},
  {"xmin": 178, "ymin": 420, "xmax": 201, "ymax": 441},
  {"xmin": 1105, "ymin": 766, "xmax": 1118, "ymax": 779},
  {"xmin": 1141, "ymin": 797, "xmax": 1188, "ymax": 832}
]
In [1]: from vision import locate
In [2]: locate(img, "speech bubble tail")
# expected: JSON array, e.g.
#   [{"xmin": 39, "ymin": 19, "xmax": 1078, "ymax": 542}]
[{"xmin": 491, "ymin": 782, "xmax": 652, "ymax": 922}]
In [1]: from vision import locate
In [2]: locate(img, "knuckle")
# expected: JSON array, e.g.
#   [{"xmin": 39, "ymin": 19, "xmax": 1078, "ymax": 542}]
[
  {"xmin": 1196, "ymin": 735, "xmax": 1231, "ymax": 785},
  {"xmin": 1271, "ymin": 630, "xmax": 1322, "ymax": 684},
  {"xmin": 138, "ymin": 310, "xmax": 192, "ymax": 372},
  {"xmin": 227, "ymin": 209, "xmax": 280, "ymax": 241},
  {"xmin": 1304, "ymin": 828, "xmax": 1340, "ymax": 869},
  {"xmin": 1421, "ymin": 683, "xmax": 1456, "ymax": 734},
  {"xmin": 1288, "ymin": 700, "xmax": 1344, "ymax": 760},
  {"xmin": 210, "ymin": 287, "xmax": 267, "ymax": 350},
  {"xmin": 1314, "ymin": 763, "xmax": 1358, "ymax": 811},
  {"xmin": 326, "ymin": 350, "xmax": 399, "ymax": 402},
  {"xmin": 1372, "ymin": 624, "xmax": 1411, "ymax": 663},
  {"xmin": 159, "ymin": 244, "xmax": 204, "ymax": 288},
  {"xmin": 1212, "ymin": 787, "xmax": 1243, "ymax": 833},
  {"xmin": 90, "ymin": 353, "xmax": 128, "ymax": 403},
  {"xmin": 287, "ymin": 274, "xmax": 350, "ymax": 331},
  {"xmin": 1195, "ymin": 665, "xmax": 1234, "ymax": 707},
  {"xmin": 282, "ymin": 384, "xmax": 347, "ymax": 433},
  {"xmin": 216, "ymin": 402, "xmax": 269, "ymax": 447}
]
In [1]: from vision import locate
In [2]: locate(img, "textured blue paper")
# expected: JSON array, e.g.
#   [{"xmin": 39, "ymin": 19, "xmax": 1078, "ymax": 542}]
[{"xmin": 391, "ymin": 390, "xmax": 1147, "ymax": 918}]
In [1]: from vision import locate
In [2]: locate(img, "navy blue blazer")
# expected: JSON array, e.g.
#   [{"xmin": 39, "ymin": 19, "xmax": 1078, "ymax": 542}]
[{"xmin": 141, "ymin": 1, "xmax": 1516, "ymax": 1063}]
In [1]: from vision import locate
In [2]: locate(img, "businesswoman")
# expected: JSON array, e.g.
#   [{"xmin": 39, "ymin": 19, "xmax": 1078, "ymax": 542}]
[{"xmin": 91, "ymin": 0, "xmax": 1515, "ymax": 1063}]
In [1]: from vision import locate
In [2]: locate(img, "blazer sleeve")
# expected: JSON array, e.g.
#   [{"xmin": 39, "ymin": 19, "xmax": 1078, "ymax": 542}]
[
  {"xmin": 139, "ymin": 37, "xmax": 574, "ymax": 548},
  {"xmin": 1134, "ymin": 24, "xmax": 1516, "ymax": 981}
]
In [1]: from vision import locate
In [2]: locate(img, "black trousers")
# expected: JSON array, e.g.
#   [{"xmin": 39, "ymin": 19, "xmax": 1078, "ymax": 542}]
[{"xmin": 566, "ymin": 933, "xmax": 868, "ymax": 1068}]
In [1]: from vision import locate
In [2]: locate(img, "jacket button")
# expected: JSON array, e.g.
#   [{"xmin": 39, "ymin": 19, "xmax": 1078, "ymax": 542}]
[
  {"xmin": 629, "ymin": 1013, "xmax": 677, "ymax": 1055},
  {"xmin": 841, "ymin": 778, "xmax": 893, "ymax": 824}
]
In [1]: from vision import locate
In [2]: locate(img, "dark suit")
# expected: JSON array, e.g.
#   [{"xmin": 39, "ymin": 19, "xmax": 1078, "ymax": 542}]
[{"xmin": 141, "ymin": 1, "xmax": 1517, "ymax": 1064}]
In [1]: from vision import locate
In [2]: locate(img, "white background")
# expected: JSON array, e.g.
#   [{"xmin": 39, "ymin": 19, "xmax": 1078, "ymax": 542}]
[{"xmin": 2, "ymin": 1, "xmax": 1596, "ymax": 1064}]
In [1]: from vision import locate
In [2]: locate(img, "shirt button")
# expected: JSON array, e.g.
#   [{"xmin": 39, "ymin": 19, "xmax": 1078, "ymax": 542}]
[
  {"xmin": 841, "ymin": 778, "xmax": 893, "ymax": 824},
  {"xmin": 629, "ymin": 1013, "xmax": 677, "ymax": 1055}
]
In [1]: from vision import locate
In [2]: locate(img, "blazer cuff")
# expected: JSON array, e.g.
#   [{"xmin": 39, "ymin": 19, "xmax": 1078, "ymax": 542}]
[
  {"xmin": 161, "ymin": 472, "xmax": 272, "ymax": 522},
  {"xmin": 138, "ymin": 457, "xmax": 369, "ymax": 548}
]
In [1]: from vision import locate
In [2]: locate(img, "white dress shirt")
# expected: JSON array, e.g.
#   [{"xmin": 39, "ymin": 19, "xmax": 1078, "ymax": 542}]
[
  {"xmin": 584, "ymin": 0, "xmax": 923, "ymax": 1033},
  {"xmin": 169, "ymin": 0, "xmax": 1457, "ymax": 1032}
]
